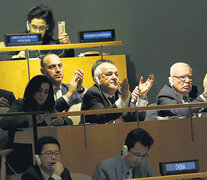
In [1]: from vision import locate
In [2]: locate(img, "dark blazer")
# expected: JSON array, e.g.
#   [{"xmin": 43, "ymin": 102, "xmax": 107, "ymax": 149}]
[
  {"xmin": 0, "ymin": 89, "xmax": 15, "ymax": 107},
  {"xmin": 157, "ymin": 84, "xmax": 205, "ymax": 117},
  {"xmin": 55, "ymin": 83, "xmax": 83, "ymax": 112},
  {"xmin": 80, "ymin": 84, "xmax": 145, "ymax": 124},
  {"xmin": 21, "ymin": 165, "xmax": 72, "ymax": 180},
  {"xmin": 93, "ymin": 154, "xmax": 156, "ymax": 180}
]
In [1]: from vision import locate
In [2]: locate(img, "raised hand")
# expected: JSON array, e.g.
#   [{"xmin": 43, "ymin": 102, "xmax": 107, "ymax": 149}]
[
  {"xmin": 203, "ymin": 73, "xmax": 207, "ymax": 92},
  {"xmin": 0, "ymin": 97, "xmax": 9, "ymax": 107},
  {"xmin": 138, "ymin": 74, "xmax": 154, "ymax": 96},
  {"xmin": 59, "ymin": 33, "xmax": 71, "ymax": 44},
  {"xmin": 75, "ymin": 68, "xmax": 84, "ymax": 91},
  {"xmin": 131, "ymin": 86, "xmax": 139, "ymax": 103},
  {"xmin": 120, "ymin": 78, "xmax": 130, "ymax": 103}
]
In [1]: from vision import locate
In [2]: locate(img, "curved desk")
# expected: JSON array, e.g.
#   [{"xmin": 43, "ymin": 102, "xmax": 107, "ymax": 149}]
[{"xmin": 13, "ymin": 113, "xmax": 207, "ymax": 177}]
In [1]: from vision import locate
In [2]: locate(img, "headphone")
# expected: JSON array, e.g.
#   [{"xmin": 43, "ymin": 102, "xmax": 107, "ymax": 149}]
[
  {"xmin": 94, "ymin": 77, "xmax": 100, "ymax": 85},
  {"xmin": 35, "ymin": 154, "xmax": 41, "ymax": 166},
  {"xmin": 26, "ymin": 21, "xmax": 30, "ymax": 32},
  {"xmin": 168, "ymin": 77, "xmax": 174, "ymax": 86},
  {"xmin": 122, "ymin": 145, "xmax": 128, "ymax": 157}
]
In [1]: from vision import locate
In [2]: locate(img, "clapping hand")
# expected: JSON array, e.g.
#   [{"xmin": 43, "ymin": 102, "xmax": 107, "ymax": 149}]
[{"xmin": 138, "ymin": 74, "xmax": 154, "ymax": 96}]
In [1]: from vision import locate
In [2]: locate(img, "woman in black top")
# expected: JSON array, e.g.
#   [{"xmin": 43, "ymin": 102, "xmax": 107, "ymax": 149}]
[
  {"xmin": 11, "ymin": 5, "xmax": 74, "ymax": 59},
  {"xmin": 0, "ymin": 75, "xmax": 73, "ymax": 130}
]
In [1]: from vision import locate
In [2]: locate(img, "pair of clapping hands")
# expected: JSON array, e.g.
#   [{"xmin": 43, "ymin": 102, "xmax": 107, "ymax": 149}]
[{"xmin": 120, "ymin": 74, "xmax": 154, "ymax": 103}]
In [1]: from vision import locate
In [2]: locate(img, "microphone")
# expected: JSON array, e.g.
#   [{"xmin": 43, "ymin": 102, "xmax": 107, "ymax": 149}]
[{"xmin": 5, "ymin": 161, "xmax": 22, "ymax": 180}]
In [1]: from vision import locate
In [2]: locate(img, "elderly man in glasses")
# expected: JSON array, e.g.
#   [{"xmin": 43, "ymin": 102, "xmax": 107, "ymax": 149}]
[
  {"xmin": 93, "ymin": 128, "xmax": 156, "ymax": 180},
  {"xmin": 157, "ymin": 62, "xmax": 207, "ymax": 117},
  {"xmin": 22, "ymin": 136, "xmax": 72, "ymax": 180}
]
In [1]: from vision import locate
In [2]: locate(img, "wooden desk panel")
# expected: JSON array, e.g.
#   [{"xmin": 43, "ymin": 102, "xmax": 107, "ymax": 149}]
[
  {"xmin": 14, "ymin": 117, "xmax": 207, "ymax": 177},
  {"xmin": 0, "ymin": 55, "xmax": 127, "ymax": 98}
]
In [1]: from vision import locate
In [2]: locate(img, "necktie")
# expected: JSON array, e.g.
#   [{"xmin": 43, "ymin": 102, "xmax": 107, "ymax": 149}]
[
  {"xmin": 108, "ymin": 96, "xmax": 115, "ymax": 104},
  {"xmin": 183, "ymin": 96, "xmax": 189, "ymax": 103},
  {"xmin": 55, "ymin": 88, "xmax": 62, "ymax": 99}
]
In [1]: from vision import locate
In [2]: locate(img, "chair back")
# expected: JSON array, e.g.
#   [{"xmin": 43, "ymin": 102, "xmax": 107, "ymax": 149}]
[{"xmin": 68, "ymin": 103, "xmax": 82, "ymax": 125}]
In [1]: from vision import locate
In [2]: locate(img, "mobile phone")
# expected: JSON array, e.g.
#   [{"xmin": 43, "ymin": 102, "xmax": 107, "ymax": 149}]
[{"xmin": 58, "ymin": 21, "xmax": 65, "ymax": 38}]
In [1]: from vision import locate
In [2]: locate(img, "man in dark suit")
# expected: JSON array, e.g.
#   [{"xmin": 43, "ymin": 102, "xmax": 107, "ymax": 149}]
[
  {"xmin": 81, "ymin": 59, "xmax": 154, "ymax": 124},
  {"xmin": 0, "ymin": 89, "xmax": 15, "ymax": 107},
  {"xmin": 93, "ymin": 128, "xmax": 156, "ymax": 180},
  {"xmin": 41, "ymin": 54, "xmax": 85, "ymax": 112},
  {"xmin": 22, "ymin": 136, "xmax": 72, "ymax": 180},
  {"xmin": 157, "ymin": 62, "xmax": 207, "ymax": 117}
]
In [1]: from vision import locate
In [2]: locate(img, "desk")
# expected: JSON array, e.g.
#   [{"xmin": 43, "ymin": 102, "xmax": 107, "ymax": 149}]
[
  {"xmin": 0, "ymin": 54, "xmax": 127, "ymax": 98},
  {"xmin": 0, "ymin": 41, "xmax": 126, "ymax": 98},
  {"xmin": 14, "ymin": 117, "xmax": 207, "ymax": 177}
]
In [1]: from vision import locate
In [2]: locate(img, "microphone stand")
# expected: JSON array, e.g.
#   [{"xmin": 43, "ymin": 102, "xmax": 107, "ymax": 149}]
[{"xmin": 5, "ymin": 162, "xmax": 22, "ymax": 180}]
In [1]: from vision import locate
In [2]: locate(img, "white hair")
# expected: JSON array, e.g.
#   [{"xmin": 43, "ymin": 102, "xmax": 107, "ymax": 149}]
[
  {"xmin": 94, "ymin": 62, "xmax": 115, "ymax": 84},
  {"xmin": 170, "ymin": 62, "xmax": 192, "ymax": 77}
]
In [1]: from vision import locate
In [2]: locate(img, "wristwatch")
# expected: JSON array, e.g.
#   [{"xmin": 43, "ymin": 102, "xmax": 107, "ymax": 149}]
[{"xmin": 78, "ymin": 87, "xmax": 85, "ymax": 94}]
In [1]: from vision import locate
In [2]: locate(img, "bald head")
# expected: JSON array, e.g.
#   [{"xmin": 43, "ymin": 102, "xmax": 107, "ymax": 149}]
[{"xmin": 40, "ymin": 54, "xmax": 64, "ymax": 86}]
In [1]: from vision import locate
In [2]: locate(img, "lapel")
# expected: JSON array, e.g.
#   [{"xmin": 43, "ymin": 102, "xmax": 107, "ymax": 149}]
[
  {"xmin": 94, "ymin": 84, "xmax": 121, "ymax": 107},
  {"xmin": 114, "ymin": 154, "xmax": 124, "ymax": 180},
  {"xmin": 61, "ymin": 83, "xmax": 69, "ymax": 95}
]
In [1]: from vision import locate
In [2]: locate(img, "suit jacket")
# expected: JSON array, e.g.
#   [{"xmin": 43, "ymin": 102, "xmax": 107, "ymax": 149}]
[
  {"xmin": 157, "ymin": 84, "xmax": 205, "ymax": 117},
  {"xmin": 80, "ymin": 84, "xmax": 145, "ymax": 124},
  {"xmin": 21, "ymin": 165, "xmax": 72, "ymax": 180},
  {"xmin": 93, "ymin": 154, "xmax": 156, "ymax": 180},
  {"xmin": 55, "ymin": 83, "xmax": 83, "ymax": 112},
  {"xmin": 0, "ymin": 89, "xmax": 15, "ymax": 107}
]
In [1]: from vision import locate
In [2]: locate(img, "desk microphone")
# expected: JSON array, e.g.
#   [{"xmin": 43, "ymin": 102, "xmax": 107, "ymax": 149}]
[{"xmin": 5, "ymin": 161, "xmax": 22, "ymax": 180}]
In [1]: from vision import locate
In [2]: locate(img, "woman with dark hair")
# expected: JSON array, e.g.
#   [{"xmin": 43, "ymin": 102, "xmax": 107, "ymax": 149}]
[
  {"xmin": 11, "ymin": 5, "xmax": 74, "ymax": 59},
  {"xmin": 0, "ymin": 75, "xmax": 73, "ymax": 130}
]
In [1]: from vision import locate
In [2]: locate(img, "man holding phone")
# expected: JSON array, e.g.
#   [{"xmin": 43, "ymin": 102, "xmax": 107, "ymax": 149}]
[
  {"xmin": 22, "ymin": 136, "xmax": 72, "ymax": 180},
  {"xmin": 80, "ymin": 59, "xmax": 154, "ymax": 124}
]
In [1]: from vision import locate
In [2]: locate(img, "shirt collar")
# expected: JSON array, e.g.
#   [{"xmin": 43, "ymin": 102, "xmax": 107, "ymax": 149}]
[{"xmin": 102, "ymin": 91, "xmax": 114, "ymax": 99}]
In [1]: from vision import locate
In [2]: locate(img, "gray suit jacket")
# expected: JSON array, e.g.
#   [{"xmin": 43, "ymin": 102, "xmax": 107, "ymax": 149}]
[
  {"xmin": 157, "ymin": 85, "xmax": 205, "ymax": 117},
  {"xmin": 93, "ymin": 154, "xmax": 156, "ymax": 180}
]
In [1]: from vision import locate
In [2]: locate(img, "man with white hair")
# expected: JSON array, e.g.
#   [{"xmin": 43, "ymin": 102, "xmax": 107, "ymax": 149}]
[
  {"xmin": 81, "ymin": 59, "xmax": 154, "ymax": 124},
  {"xmin": 157, "ymin": 62, "xmax": 207, "ymax": 117}
]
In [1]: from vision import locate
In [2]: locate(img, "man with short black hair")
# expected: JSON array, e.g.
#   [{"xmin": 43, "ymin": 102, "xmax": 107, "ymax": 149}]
[
  {"xmin": 22, "ymin": 136, "xmax": 72, "ymax": 180},
  {"xmin": 93, "ymin": 128, "xmax": 156, "ymax": 180}
]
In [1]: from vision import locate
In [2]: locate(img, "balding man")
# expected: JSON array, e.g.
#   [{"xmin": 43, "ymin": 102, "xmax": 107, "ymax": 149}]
[
  {"xmin": 157, "ymin": 62, "xmax": 207, "ymax": 117},
  {"xmin": 81, "ymin": 59, "xmax": 154, "ymax": 124},
  {"xmin": 41, "ymin": 54, "xmax": 86, "ymax": 112}
]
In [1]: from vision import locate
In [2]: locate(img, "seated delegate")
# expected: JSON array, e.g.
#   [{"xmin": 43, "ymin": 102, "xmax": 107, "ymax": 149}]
[
  {"xmin": 0, "ymin": 75, "xmax": 72, "ymax": 130},
  {"xmin": 93, "ymin": 128, "xmax": 156, "ymax": 180},
  {"xmin": 81, "ymin": 59, "xmax": 154, "ymax": 124},
  {"xmin": 11, "ymin": 5, "xmax": 74, "ymax": 59},
  {"xmin": 22, "ymin": 136, "xmax": 72, "ymax": 180},
  {"xmin": 157, "ymin": 62, "xmax": 207, "ymax": 117}
]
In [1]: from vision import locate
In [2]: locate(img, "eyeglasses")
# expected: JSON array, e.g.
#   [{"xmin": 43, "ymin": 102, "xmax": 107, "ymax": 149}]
[
  {"xmin": 30, "ymin": 24, "xmax": 48, "ymax": 31},
  {"xmin": 173, "ymin": 75, "xmax": 193, "ymax": 82},
  {"xmin": 130, "ymin": 151, "xmax": 149, "ymax": 159},
  {"xmin": 41, "ymin": 151, "xmax": 61, "ymax": 157}
]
